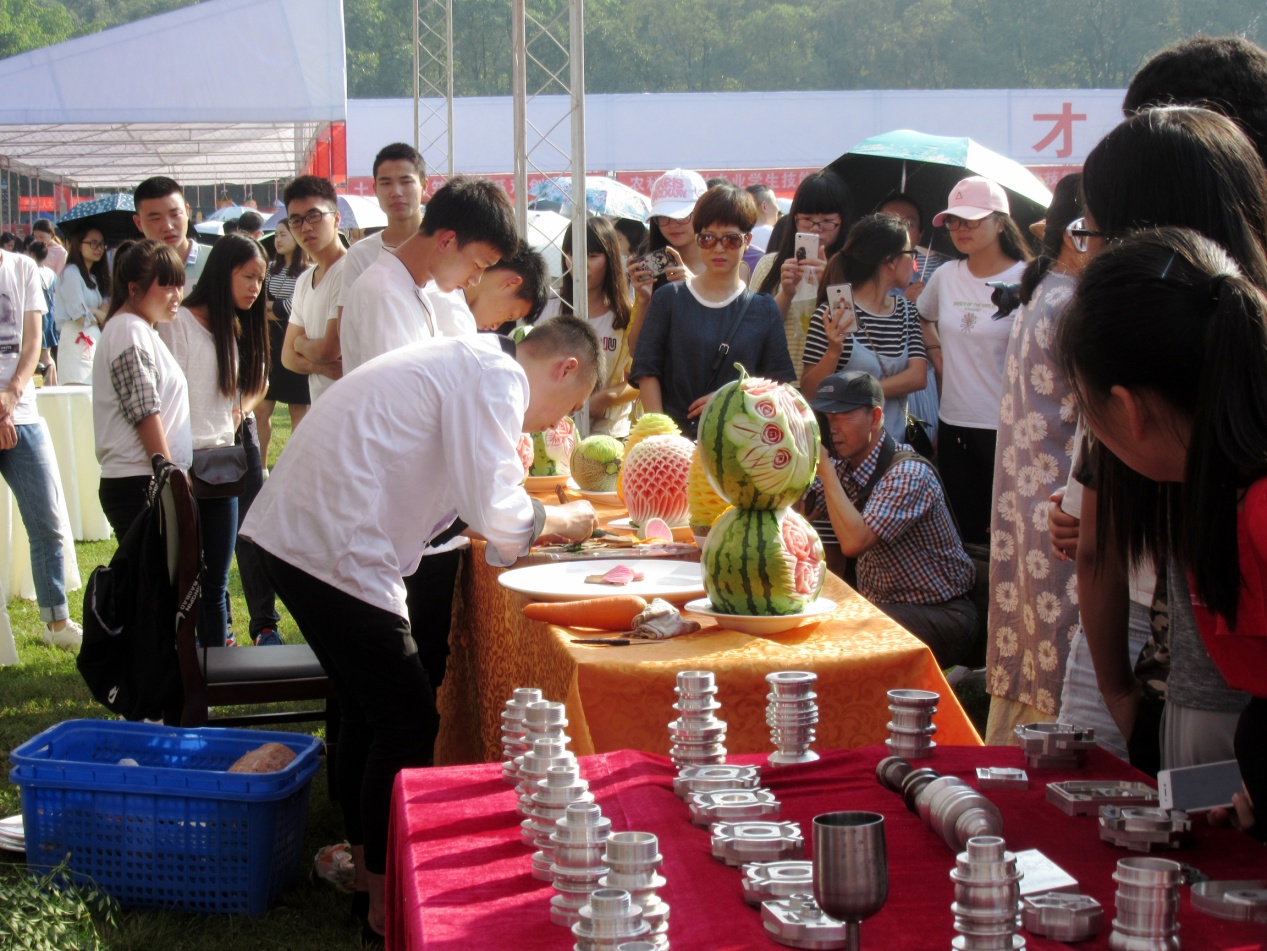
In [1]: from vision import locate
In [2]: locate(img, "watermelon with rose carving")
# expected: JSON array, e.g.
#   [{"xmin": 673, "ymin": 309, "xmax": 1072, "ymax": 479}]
[
  {"xmin": 701, "ymin": 507, "xmax": 826, "ymax": 615},
  {"xmin": 621, "ymin": 434, "xmax": 694, "ymax": 527},
  {"xmin": 697, "ymin": 370, "xmax": 820, "ymax": 510},
  {"xmin": 528, "ymin": 416, "xmax": 577, "ymax": 476}
]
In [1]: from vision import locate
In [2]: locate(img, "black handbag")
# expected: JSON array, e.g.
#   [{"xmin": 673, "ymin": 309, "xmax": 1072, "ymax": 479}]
[{"xmin": 189, "ymin": 444, "xmax": 248, "ymax": 498}]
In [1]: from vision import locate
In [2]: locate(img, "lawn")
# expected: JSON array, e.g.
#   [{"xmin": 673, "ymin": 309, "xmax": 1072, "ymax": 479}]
[{"xmin": 1, "ymin": 410, "xmax": 366, "ymax": 950}]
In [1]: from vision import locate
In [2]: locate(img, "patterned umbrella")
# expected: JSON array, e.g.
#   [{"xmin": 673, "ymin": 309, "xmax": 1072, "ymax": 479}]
[
  {"xmin": 57, "ymin": 193, "xmax": 142, "ymax": 245},
  {"xmin": 528, "ymin": 176, "xmax": 651, "ymax": 222}
]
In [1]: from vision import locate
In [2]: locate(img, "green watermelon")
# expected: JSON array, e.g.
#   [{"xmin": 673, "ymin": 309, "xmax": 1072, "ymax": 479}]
[
  {"xmin": 701, "ymin": 507, "xmax": 826, "ymax": 615},
  {"xmin": 697, "ymin": 368, "xmax": 820, "ymax": 510}
]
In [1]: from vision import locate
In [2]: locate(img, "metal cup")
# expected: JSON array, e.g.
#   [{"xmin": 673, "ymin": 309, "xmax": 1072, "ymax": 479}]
[{"xmin": 812, "ymin": 812, "xmax": 888, "ymax": 951}]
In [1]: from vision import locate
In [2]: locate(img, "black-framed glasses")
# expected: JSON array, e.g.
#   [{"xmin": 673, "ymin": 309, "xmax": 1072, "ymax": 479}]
[
  {"xmin": 1065, "ymin": 216, "xmax": 1110, "ymax": 254},
  {"xmin": 696, "ymin": 232, "xmax": 746, "ymax": 251},
  {"xmin": 794, "ymin": 215, "xmax": 842, "ymax": 232},
  {"xmin": 286, "ymin": 209, "xmax": 336, "ymax": 230},
  {"xmin": 943, "ymin": 215, "xmax": 986, "ymax": 232},
  {"xmin": 894, "ymin": 248, "xmax": 918, "ymax": 257},
  {"xmin": 83, "ymin": 240, "xmax": 106, "ymax": 251}
]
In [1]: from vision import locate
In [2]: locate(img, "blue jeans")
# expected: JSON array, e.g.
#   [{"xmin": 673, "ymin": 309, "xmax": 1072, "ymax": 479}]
[
  {"xmin": 195, "ymin": 494, "xmax": 237, "ymax": 647},
  {"xmin": 0, "ymin": 422, "xmax": 68, "ymax": 622}
]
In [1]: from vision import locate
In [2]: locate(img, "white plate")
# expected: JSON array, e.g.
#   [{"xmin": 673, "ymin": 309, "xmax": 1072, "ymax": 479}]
[
  {"xmin": 566, "ymin": 478, "xmax": 621, "ymax": 505},
  {"xmin": 685, "ymin": 597, "xmax": 837, "ymax": 635},
  {"xmin": 500, "ymin": 558, "xmax": 705, "ymax": 603},
  {"xmin": 608, "ymin": 516, "xmax": 689, "ymax": 531},
  {"xmin": 524, "ymin": 474, "xmax": 569, "ymax": 492}
]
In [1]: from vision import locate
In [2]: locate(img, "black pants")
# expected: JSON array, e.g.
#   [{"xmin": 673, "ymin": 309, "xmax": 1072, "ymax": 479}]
[
  {"xmin": 258, "ymin": 549, "xmax": 438, "ymax": 873},
  {"xmin": 937, "ymin": 422, "xmax": 996, "ymax": 547},
  {"xmin": 403, "ymin": 547, "xmax": 463, "ymax": 693},
  {"xmin": 98, "ymin": 475, "xmax": 152, "ymax": 539},
  {"xmin": 1235, "ymin": 695, "xmax": 1267, "ymax": 843},
  {"xmin": 234, "ymin": 417, "xmax": 281, "ymax": 638},
  {"xmin": 873, "ymin": 594, "xmax": 978, "ymax": 668}
]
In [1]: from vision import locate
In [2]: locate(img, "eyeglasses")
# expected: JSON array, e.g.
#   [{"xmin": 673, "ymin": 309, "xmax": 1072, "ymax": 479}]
[
  {"xmin": 83, "ymin": 240, "xmax": 106, "ymax": 251},
  {"xmin": 286, "ymin": 209, "xmax": 336, "ymax": 230},
  {"xmin": 653, "ymin": 213, "xmax": 691, "ymax": 227},
  {"xmin": 1065, "ymin": 216, "xmax": 1111, "ymax": 254},
  {"xmin": 894, "ymin": 249, "xmax": 918, "ymax": 257},
  {"xmin": 794, "ymin": 215, "xmax": 842, "ymax": 232},
  {"xmin": 942, "ymin": 215, "xmax": 988, "ymax": 232},
  {"xmin": 696, "ymin": 232, "xmax": 746, "ymax": 251}
]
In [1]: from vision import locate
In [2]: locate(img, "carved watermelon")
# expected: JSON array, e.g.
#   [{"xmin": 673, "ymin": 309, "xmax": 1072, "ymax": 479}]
[
  {"xmin": 617, "ymin": 412, "xmax": 680, "ymax": 500},
  {"xmin": 701, "ymin": 507, "xmax": 826, "ymax": 615},
  {"xmin": 621, "ymin": 434, "xmax": 694, "ymax": 528},
  {"xmin": 529, "ymin": 416, "xmax": 577, "ymax": 476},
  {"xmin": 697, "ymin": 371, "xmax": 820, "ymax": 510},
  {"xmin": 687, "ymin": 448, "xmax": 730, "ymax": 534}
]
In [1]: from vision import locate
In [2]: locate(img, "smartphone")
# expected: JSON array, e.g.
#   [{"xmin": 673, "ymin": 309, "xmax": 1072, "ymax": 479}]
[
  {"xmin": 639, "ymin": 249, "xmax": 671, "ymax": 278},
  {"xmin": 794, "ymin": 232, "xmax": 820, "ymax": 263},
  {"xmin": 1158, "ymin": 758, "xmax": 1243, "ymax": 812},
  {"xmin": 825, "ymin": 283, "xmax": 859, "ymax": 337}
]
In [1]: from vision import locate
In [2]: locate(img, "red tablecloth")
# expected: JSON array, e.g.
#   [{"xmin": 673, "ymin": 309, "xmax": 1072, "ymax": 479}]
[{"xmin": 386, "ymin": 745, "xmax": 1266, "ymax": 950}]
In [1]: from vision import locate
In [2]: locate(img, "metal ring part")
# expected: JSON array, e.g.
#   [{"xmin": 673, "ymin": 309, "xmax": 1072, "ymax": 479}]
[
  {"xmin": 949, "ymin": 836, "xmax": 1025, "ymax": 951},
  {"xmin": 674, "ymin": 764, "xmax": 762, "ymax": 798},
  {"xmin": 1021, "ymin": 892, "xmax": 1104, "ymax": 941},
  {"xmin": 572, "ymin": 888, "xmax": 651, "ymax": 951},
  {"xmin": 742, "ymin": 861, "xmax": 815, "ymax": 906},
  {"xmin": 549, "ymin": 802, "xmax": 612, "ymax": 928},
  {"xmin": 1190, "ymin": 880, "xmax": 1267, "ymax": 922},
  {"xmin": 500, "ymin": 687, "xmax": 544, "ymax": 784},
  {"xmin": 761, "ymin": 894, "xmax": 849, "ymax": 950},
  {"xmin": 1107, "ymin": 857, "xmax": 1181, "ymax": 951},
  {"xmin": 766, "ymin": 671, "xmax": 820, "ymax": 768},
  {"xmin": 689, "ymin": 788, "xmax": 782, "ymax": 825},
  {"xmin": 711, "ymin": 820, "xmax": 805, "ymax": 866}
]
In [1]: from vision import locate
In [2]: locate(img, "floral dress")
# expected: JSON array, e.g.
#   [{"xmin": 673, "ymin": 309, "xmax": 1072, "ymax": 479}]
[{"xmin": 984, "ymin": 270, "xmax": 1081, "ymax": 741}]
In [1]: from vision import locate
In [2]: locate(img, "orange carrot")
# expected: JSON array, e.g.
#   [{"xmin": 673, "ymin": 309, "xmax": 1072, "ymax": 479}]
[{"xmin": 523, "ymin": 596, "xmax": 648, "ymax": 631}]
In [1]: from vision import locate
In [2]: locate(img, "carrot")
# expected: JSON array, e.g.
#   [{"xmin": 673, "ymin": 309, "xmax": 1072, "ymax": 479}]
[{"xmin": 523, "ymin": 596, "xmax": 648, "ymax": 631}]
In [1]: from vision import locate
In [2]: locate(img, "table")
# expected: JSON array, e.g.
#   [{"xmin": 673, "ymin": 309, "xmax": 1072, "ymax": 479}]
[
  {"xmin": 387, "ymin": 745, "xmax": 1267, "ymax": 950},
  {"xmin": 435, "ymin": 507, "xmax": 980, "ymax": 764}
]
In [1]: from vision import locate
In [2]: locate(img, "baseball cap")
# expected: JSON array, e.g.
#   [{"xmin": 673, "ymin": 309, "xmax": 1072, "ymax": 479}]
[
  {"xmin": 649, "ymin": 168, "xmax": 708, "ymax": 220},
  {"xmin": 931, "ymin": 176, "xmax": 1010, "ymax": 227},
  {"xmin": 809, "ymin": 371, "xmax": 884, "ymax": 414}
]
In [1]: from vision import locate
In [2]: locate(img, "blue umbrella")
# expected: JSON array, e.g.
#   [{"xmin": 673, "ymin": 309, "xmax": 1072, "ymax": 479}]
[
  {"xmin": 528, "ymin": 176, "xmax": 651, "ymax": 222},
  {"xmin": 58, "ymin": 193, "xmax": 141, "ymax": 244}
]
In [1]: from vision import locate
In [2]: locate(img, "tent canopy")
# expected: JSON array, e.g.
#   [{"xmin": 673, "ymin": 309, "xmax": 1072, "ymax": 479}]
[{"xmin": 0, "ymin": 0, "xmax": 346, "ymax": 188}]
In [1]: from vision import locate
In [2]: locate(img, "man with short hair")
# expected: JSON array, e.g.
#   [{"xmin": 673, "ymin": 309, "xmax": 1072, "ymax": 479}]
[
  {"xmin": 280, "ymin": 175, "xmax": 346, "ymax": 402},
  {"xmin": 746, "ymin": 183, "xmax": 779, "ymax": 253},
  {"xmin": 428, "ymin": 239, "xmax": 550, "ymax": 335},
  {"xmin": 31, "ymin": 220, "xmax": 65, "ymax": 275},
  {"xmin": 241, "ymin": 316, "xmax": 603, "ymax": 942},
  {"xmin": 133, "ymin": 176, "xmax": 205, "ymax": 290},
  {"xmin": 806, "ymin": 370, "xmax": 977, "ymax": 667},
  {"xmin": 340, "ymin": 142, "xmax": 426, "ymax": 312},
  {"xmin": 237, "ymin": 211, "xmax": 264, "ymax": 239}
]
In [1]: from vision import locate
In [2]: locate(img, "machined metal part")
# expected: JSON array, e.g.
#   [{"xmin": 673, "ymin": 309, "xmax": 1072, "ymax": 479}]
[
  {"xmin": 670, "ymin": 669, "xmax": 728, "ymax": 769},
  {"xmin": 887, "ymin": 689, "xmax": 939, "ymax": 760},
  {"xmin": 516, "ymin": 738, "xmax": 577, "ymax": 818},
  {"xmin": 600, "ymin": 832, "xmax": 668, "ymax": 948},
  {"xmin": 500, "ymin": 687, "xmax": 544, "ymax": 784},
  {"xmin": 1098, "ymin": 807, "xmax": 1190, "ymax": 853},
  {"xmin": 876, "ymin": 756, "xmax": 913, "ymax": 793},
  {"xmin": 527, "ymin": 765, "xmax": 594, "ymax": 878},
  {"xmin": 761, "ymin": 894, "xmax": 848, "ymax": 950},
  {"xmin": 976, "ymin": 767, "xmax": 1029, "ymax": 791},
  {"xmin": 711, "ymin": 820, "xmax": 804, "ymax": 866},
  {"xmin": 766, "ymin": 671, "xmax": 820, "ymax": 768},
  {"xmin": 615, "ymin": 944, "xmax": 659, "ymax": 951},
  {"xmin": 572, "ymin": 888, "xmax": 651, "ymax": 951},
  {"xmin": 888, "ymin": 688, "xmax": 940, "ymax": 709},
  {"xmin": 928, "ymin": 782, "xmax": 1003, "ymax": 853},
  {"xmin": 689, "ymin": 788, "xmax": 781, "ymax": 825},
  {"xmin": 949, "ymin": 836, "xmax": 1025, "ymax": 951},
  {"xmin": 1108, "ymin": 857, "xmax": 1182, "ymax": 951},
  {"xmin": 901, "ymin": 767, "xmax": 942, "ymax": 813},
  {"xmin": 741, "ymin": 861, "xmax": 814, "ymax": 905},
  {"xmin": 550, "ymin": 803, "xmax": 612, "ymax": 927},
  {"xmin": 674, "ymin": 764, "xmax": 761, "ymax": 798},
  {"xmin": 1046, "ymin": 780, "xmax": 1158, "ymax": 816},
  {"xmin": 1014, "ymin": 722, "xmax": 1096, "ymax": 769},
  {"xmin": 1190, "ymin": 880, "xmax": 1267, "ymax": 922},
  {"xmin": 1021, "ymin": 893, "xmax": 1104, "ymax": 941},
  {"xmin": 1013, "ymin": 850, "xmax": 1079, "ymax": 898},
  {"xmin": 917, "ymin": 776, "xmax": 972, "ymax": 825}
]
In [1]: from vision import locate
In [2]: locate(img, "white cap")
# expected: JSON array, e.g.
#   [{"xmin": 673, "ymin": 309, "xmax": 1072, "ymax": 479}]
[{"xmin": 649, "ymin": 168, "xmax": 708, "ymax": 220}]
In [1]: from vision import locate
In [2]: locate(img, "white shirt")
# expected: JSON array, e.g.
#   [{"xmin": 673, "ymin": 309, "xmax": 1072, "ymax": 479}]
[
  {"xmin": 340, "ymin": 253, "xmax": 438, "ymax": 373},
  {"xmin": 289, "ymin": 255, "xmax": 346, "ymax": 402},
  {"xmin": 920, "ymin": 258, "xmax": 1026, "ymax": 429},
  {"xmin": 159, "ymin": 308, "xmax": 235, "ymax": 450},
  {"xmin": 338, "ymin": 232, "xmax": 386, "ymax": 306},
  {"xmin": 242, "ymin": 334, "xmax": 538, "ymax": 617},
  {"xmin": 93, "ymin": 312, "xmax": 191, "ymax": 477},
  {"xmin": 423, "ymin": 282, "xmax": 479, "ymax": 337},
  {"xmin": 183, "ymin": 240, "xmax": 207, "ymax": 292},
  {"xmin": 0, "ymin": 250, "xmax": 46, "ymax": 426},
  {"xmin": 750, "ymin": 223, "xmax": 774, "ymax": 254}
]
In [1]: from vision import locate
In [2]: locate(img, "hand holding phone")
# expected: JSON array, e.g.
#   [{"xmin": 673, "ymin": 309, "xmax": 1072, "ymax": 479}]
[{"xmin": 825, "ymin": 283, "xmax": 859, "ymax": 340}]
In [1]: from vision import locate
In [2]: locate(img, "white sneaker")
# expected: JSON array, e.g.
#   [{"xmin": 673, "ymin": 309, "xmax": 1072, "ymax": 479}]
[{"xmin": 44, "ymin": 618, "xmax": 83, "ymax": 652}]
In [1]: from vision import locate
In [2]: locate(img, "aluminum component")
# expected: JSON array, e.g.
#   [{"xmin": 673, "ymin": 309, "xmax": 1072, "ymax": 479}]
[
  {"xmin": 1021, "ymin": 893, "xmax": 1103, "ymax": 941},
  {"xmin": 876, "ymin": 756, "xmax": 913, "ymax": 793},
  {"xmin": 711, "ymin": 820, "xmax": 805, "ymax": 866},
  {"xmin": 516, "ymin": 738, "xmax": 577, "ymax": 817},
  {"xmin": 526, "ymin": 765, "xmax": 594, "ymax": 875},
  {"xmin": 766, "ymin": 671, "xmax": 820, "ymax": 768},
  {"xmin": 949, "ymin": 836, "xmax": 1025, "ymax": 951},
  {"xmin": 1014, "ymin": 722, "xmax": 1096, "ymax": 769},
  {"xmin": 901, "ymin": 767, "xmax": 942, "ymax": 813},
  {"xmin": 1107, "ymin": 857, "xmax": 1182, "ymax": 951},
  {"xmin": 741, "ymin": 860, "xmax": 814, "ymax": 905},
  {"xmin": 675, "ymin": 669, "xmax": 716, "ymax": 694},
  {"xmin": 917, "ymin": 776, "xmax": 972, "ymax": 825},
  {"xmin": 1013, "ymin": 850, "xmax": 1079, "ymax": 898},
  {"xmin": 674, "ymin": 764, "xmax": 761, "ymax": 798},
  {"xmin": 930, "ymin": 785, "xmax": 1003, "ymax": 852},
  {"xmin": 887, "ymin": 688, "xmax": 940, "ymax": 708},
  {"xmin": 523, "ymin": 699, "xmax": 571, "ymax": 748},
  {"xmin": 1046, "ymin": 780, "xmax": 1158, "ymax": 816},
  {"xmin": 572, "ymin": 888, "xmax": 650, "ymax": 951},
  {"xmin": 887, "ymin": 689, "xmax": 939, "ymax": 760},
  {"xmin": 761, "ymin": 894, "xmax": 848, "ymax": 950},
  {"xmin": 550, "ymin": 803, "xmax": 612, "ymax": 927},
  {"xmin": 689, "ymin": 788, "xmax": 781, "ymax": 825},
  {"xmin": 615, "ymin": 944, "xmax": 659, "ymax": 951},
  {"xmin": 670, "ymin": 668, "xmax": 728, "ymax": 769},
  {"xmin": 976, "ymin": 767, "xmax": 1029, "ymax": 791},
  {"xmin": 885, "ymin": 737, "xmax": 937, "ymax": 760},
  {"xmin": 1190, "ymin": 880, "xmax": 1267, "ymax": 922},
  {"xmin": 600, "ymin": 832, "xmax": 668, "ymax": 946},
  {"xmin": 500, "ymin": 687, "xmax": 544, "ymax": 784},
  {"xmin": 1098, "ymin": 807, "xmax": 1190, "ymax": 853}
]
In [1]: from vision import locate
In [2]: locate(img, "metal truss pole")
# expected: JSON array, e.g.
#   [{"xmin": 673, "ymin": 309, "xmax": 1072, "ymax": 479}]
[{"xmin": 414, "ymin": 0, "xmax": 455, "ymax": 180}]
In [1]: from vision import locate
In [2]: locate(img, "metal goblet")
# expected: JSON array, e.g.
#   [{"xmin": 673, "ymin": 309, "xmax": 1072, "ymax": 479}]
[{"xmin": 812, "ymin": 811, "xmax": 888, "ymax": 951}]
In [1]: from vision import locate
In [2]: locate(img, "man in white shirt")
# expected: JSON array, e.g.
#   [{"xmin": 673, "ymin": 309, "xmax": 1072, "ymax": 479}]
[
  {"xmin": 428, "ymin": 239, "xmax": 551, "ymax": 334},
  {"xmin": 241, "ymin": 317, "xmax": 603, "ymax": 941},
  {"xmin": 133, "ymin": 176, "xmax": 206, "ymax": 290},
  {"xmin": 0, "ymin": 249, "xmax": 79, "ymax": 657},
  {"xmin": 745, "ymin": 182, "xmax": 779, "ymax": 253},
  {"xmin": 280, "ymin": 175, "xmax": 346, "ymax": 402}
]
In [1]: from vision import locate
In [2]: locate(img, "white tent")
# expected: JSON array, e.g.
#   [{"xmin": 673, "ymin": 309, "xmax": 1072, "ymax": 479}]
[{"xmin": 0, "ymin": 0, "xmax": 346, "ymax": 188}]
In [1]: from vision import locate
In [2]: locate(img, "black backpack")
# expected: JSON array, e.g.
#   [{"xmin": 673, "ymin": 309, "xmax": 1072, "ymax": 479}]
[{"xmin": 76, "ymin": 459, "xmax": 198, "ymax": 721}]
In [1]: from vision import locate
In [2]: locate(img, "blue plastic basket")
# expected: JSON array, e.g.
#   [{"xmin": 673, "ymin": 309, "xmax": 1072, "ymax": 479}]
[{"xmin": 10, "ymin": 720, "xmax": 323, "ymax": 916}]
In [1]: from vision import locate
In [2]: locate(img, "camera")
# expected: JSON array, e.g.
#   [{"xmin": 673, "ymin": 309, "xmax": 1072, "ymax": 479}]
[{"xmin": 988, "ymin": 281, "xmax": 1022, "ymax": 319}]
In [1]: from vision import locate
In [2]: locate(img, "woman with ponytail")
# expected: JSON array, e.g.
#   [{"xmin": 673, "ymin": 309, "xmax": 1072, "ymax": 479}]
[{"xmin": 1058, "ymin": 226, "xmax": 1267, "ymax": 839}]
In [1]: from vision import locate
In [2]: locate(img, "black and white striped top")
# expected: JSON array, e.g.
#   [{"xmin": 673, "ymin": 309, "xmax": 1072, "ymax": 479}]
[{"xmin": 802, "ymin": 293, "xmax": 927, "ymax": 370}]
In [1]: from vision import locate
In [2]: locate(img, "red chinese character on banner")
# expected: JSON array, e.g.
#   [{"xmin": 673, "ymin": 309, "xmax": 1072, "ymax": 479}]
[{"xmin": 1032, "ymin": 103, "xmax": 1087, "ymax": 158}]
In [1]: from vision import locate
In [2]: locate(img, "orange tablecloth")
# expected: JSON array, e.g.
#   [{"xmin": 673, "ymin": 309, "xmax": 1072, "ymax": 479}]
[{"xmin": 435, "ymin": 494, "xmax": 980, "ymax": 764}]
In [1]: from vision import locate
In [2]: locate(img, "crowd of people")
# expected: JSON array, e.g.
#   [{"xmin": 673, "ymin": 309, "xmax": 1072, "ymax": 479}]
[{"xmin": 2, "ymin": 30, "xmax": 1267, "ymax": 944}]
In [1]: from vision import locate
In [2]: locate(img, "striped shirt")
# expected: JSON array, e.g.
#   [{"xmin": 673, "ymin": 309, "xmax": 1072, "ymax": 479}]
[{"xmin": 802, "ymin": 294, "xmax": 926, "ymax": 370}]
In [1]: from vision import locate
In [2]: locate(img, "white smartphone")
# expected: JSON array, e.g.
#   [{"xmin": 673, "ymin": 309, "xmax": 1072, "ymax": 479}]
[
  {"xmin": 1158, "ymin": 759, "xmax": 1243, "ymax": 812},
  {"xmin": 825, "ymin": 283, "xmax": 858, "ymax": 337},
  {"xmin": 794, "ymin": 232, "xmax": 820, "ymax": 263}
]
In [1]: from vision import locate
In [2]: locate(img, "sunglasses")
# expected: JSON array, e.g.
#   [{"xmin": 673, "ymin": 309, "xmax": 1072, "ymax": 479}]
[
  {"xmin": 695, "ymin": 232, "xmax": 746, "ymax": 251},
  {"xmin": 1065, "ymin": 216, "xmax": 1111, "ymax": 254}
]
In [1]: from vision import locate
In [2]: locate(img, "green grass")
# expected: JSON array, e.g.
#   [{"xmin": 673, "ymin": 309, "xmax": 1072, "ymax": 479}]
[{"xmin": 2, "ymin": 409, "xmax": 366, "ymax": 950}]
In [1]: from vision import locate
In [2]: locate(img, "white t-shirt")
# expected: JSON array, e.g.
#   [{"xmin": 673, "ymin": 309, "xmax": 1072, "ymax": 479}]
[
  {"xmin": 289, "ymin": 255, "xmax": 346, "ymax": 402},
  {"xmin": 424, "ymin": 283, "xmax": 480, "ymax": 337},
  {"xmin": 920, "ymin": 258, "xmax": 1026, "ymax": 429},
  {"xmin": 750, "ymin": 223, "xmax": 774, "ymax": 254},
  {"xmin": 0, "ymin": 250, "xmax": 46, "ymax": 426},
  {"xmin": 242, "ymin": 334, "xmax": 537, "ymax": 617},
  {"xmin": 341, "ymin": 253, "xmax": 438, "ymax": 373},
  {"xmin": 159, "ymin": 308, "xmax": 235, "ymax": 450},
  {"xmin": 92, "ymin": 312, "xmax": 191, "ymax": 477},
  {"xmin": 338, "ymin": 232, "xmax": 386, "ymax": 306}
]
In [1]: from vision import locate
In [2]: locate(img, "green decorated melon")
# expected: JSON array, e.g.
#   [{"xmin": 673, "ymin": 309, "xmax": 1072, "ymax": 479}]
[
  {"xmin": 701, "ymin": 507, "xmax": 826, "ymax": 615},
  {"xmin": 529, "ymin": 416, "xmax": 577, "ymax": 476},
  {"xmin": 697, "ymin": 369, "xmax": 821, "ymax": 510},
  {"xmin": 570, "ymin": 435, "xmax": 623, "ymax": 491}
]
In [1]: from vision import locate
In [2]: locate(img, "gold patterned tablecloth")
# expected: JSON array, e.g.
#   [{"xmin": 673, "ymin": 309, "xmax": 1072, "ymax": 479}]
[{"xmin": 435, "ymin": 504, "xmax": 981, "ymax": 763}]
